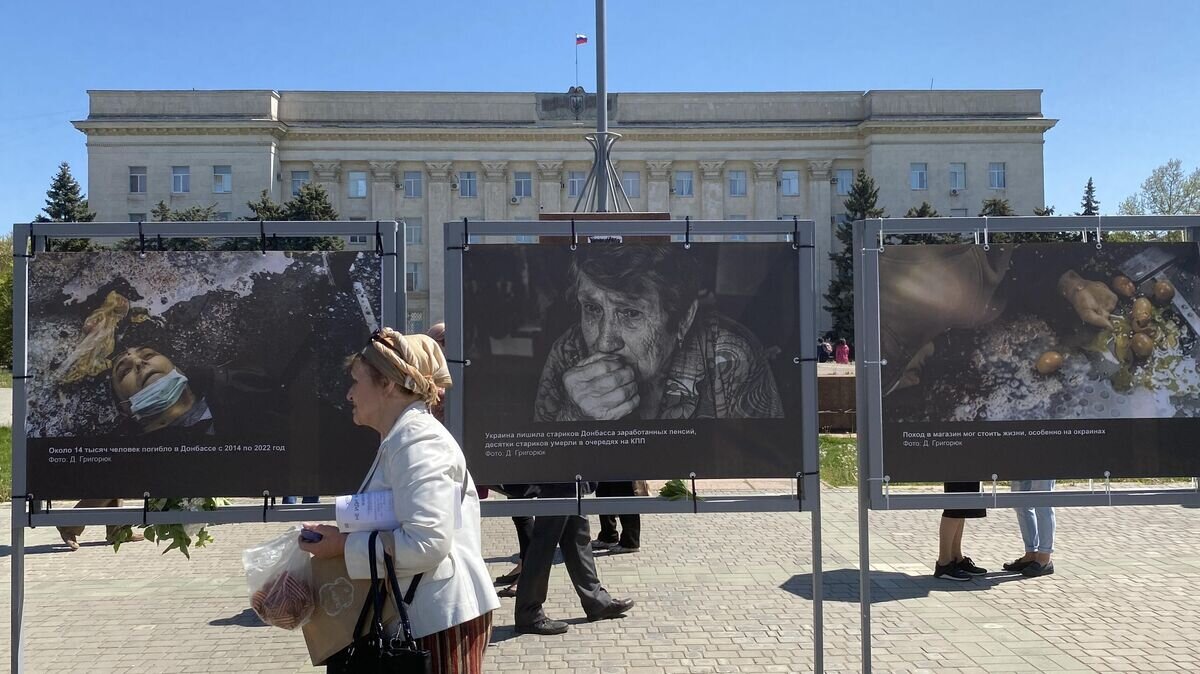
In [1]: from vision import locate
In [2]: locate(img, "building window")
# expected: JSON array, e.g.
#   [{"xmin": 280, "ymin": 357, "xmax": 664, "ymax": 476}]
[
  {"xmin": 405, "ymin": 220, "xmax": 423, "ymax": 245},
  {"xmin": 216, "ymin": 211, "xmax": 232, "ymax": 221},
  {"xmin": 348, "ymin": 171, "xmax": 368, "ymax": 198},
  {"xmin": 406, "ymin": 262, "xmax": 423, "ymax": 292},
  {"xmin": 514, "ymin": 172, "xmax": 532, "ymax": 198},
  {"xmin": 348, "ymin": 235, "xmax": 369, "ymax": 245},
  {"xmin": 950, "ymin": 208, "xmax": 969, "ymax": 217},
  {"xmin": 674, "ymin": 170, "xmax": 693, "ymax": 197},
  {"xmin": 780, "ymin": 170, "xmax": 800, "ymax": 196},
  {"xmin": 568, "ymin": 171, "xmax": 586, "ymax": 197},
  {"xmin": 403, "ymin": 171, "xmax": 422, "ymax": 198},
  {"xmin": 458, "ymin": 171, "xmax": 476, "ymax": 197},
  {"xmin": 408, "ymin": 311, "xmax": 425, "ymax": 335},
  {"xmin": 128, "ymin": 213, "xmax": 146, "ymax": 222},
  {"xmin": 621, "ymin": 171, "xmax": 641, "ymax": 198},
  {"xmin": 949, "ymin": 163, "xmax": 966, "ymax": 190},
  {"xmin": 213, "ymin": 165, "xmax": 232, "ymax": 193},
  {"xmin": 171, "ymin": 166, "xmax": 190, "ymax": 194},
  {"xmin": 989, "ymin": 162, "xmax": 1006, "ymax": 189},
  {"xmin": 129, "ymin": 166, "xmax": 147, "ymax": 194},
  {"xmin": 291, "ymin": 171, "xmax": 310, "ymax": 196},
  {"xmin": 909, "ymin": 163, "xmax": 927, "ymax": 190},
  {"xmin": 728, "ymin": 170, "xmax": 747, "ymax": 197},
  {"xmin": 836, "ymin": 169, "xmax": 854, "ymax": 196}
]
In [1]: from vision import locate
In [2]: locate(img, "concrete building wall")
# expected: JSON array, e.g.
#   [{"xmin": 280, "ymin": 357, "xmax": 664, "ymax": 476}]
[{"xmin": 75, "ymin": 89, "xmax": 1056, "ymax": 334}]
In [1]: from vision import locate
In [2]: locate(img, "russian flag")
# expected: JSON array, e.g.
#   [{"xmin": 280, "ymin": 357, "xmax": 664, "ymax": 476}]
[{"xmin": 575, "ymin": 33, "xmax": 588, "ymax": 45}]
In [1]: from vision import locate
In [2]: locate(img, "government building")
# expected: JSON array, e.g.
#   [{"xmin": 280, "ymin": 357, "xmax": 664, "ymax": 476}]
[{"xmin": 74, "ymin": 89, "xmax": 1056, "ymax": 333}]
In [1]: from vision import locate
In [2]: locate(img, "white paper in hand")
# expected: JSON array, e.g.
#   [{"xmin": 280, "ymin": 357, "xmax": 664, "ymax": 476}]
[{"xmin": 335, "ymin": 491, "xmax": 401, "ymax": 533}]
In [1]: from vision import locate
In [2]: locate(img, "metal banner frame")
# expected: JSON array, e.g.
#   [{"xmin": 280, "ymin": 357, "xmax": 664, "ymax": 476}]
[
  {"xmin": 854, "ymin": 214, "xmax": 1200, "ymax": 674},
  {"xmin": 444, "ymin": 218, "xmax": 824, "ymax": 672},
  {"xmin": 9, "ymin": 220, "xmax": 402, "ymax": 674}
]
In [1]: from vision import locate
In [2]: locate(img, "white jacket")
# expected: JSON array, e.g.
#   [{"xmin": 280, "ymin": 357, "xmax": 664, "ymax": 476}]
[{"xmin": 343, "ymin": 402, "xmax": 500, "ymax": 638}]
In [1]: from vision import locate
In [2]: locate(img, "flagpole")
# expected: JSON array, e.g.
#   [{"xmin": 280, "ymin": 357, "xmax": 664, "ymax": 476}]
[{"xmin": 575, "ymin": 38, "xmax": 579, "ymax": 87}]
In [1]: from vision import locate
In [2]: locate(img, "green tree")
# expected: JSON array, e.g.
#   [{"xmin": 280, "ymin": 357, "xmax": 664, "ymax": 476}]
[
  {"xmin": 824, "ymin": 170, "xmax": 884, "ymax": 342},
  {"xmin": 1077, "ymin": 177, "xmax": 1100, "ymax": 216},
  {"xmin": 905, "ymin": 202, "xmax": 939, "ymax": 218},
  {"xmin": 0, "ymin": 236, "xmax": 12, "ymax": 367},
  {"xmin": 978, "ymin": 198, "xmax": 1014, "ymax": 216},
  {"xmin": 233, "ymin": 184, "xmax": 344, "ymax": 251},
  {"xmin": 1118, "ymin": 159, "xmax": 1200, "ymax": 216},
  {"xmin": 115, "ymin": 201, "xmax": 220, "ymax": 251},
  {"xmin": 34, "ymin": 162, "xmax": 96, "ymax": 252},
  {"xmin": 1033, "ymin": 205, "xmax": 1056, "ymax": 216}
]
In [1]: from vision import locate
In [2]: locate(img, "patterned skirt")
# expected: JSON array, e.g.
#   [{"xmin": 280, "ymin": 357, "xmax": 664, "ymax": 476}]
[{"xmin": 420, "ymin": 610, "xmax": 493, "ymax": 674}]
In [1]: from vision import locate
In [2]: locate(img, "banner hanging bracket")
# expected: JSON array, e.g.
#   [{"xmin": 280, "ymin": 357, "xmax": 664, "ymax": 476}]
[
  {"xmin": 1103, "ymin": 471, "xmax": 1112, "ymax": 507},
  {"xmin": 574, "ymin": 476, "xmax": 583, "ymax": 517},
  {"xmin": 991, "ymin": 474, "xmax": 999, "ymax": 508},
  {"xmin": 262, "ymin": 490, "xmax": 273, "ymax": 522},
  {"xmin": 1096, "ymin": 215, "xmax": 1103, "ymax": 250},
  {"xmin": 259, "ymin": 220, "xmax": 267, "ymax": 256},
  {"xmin": 689, "ymin": 472, "xmax": 698, "ymax": 514},
  {"xmin": 570, "ymin": 218, "xmax": 577, "ymax": 251},
  {"xmin": 862, "ymin": 221, "xmax": 884, "ymax": 253},
  {"xmin": 138, "ymin": 221, "xmax": 146, "ymax": 257},
  {"xmin": 792, "ymin": 216, "xmax": 799, "ymax": 250},
  {"xmin": 684, "ymin": 216, "xmax": 692, "ymax": 250},
  {"xmin": 142, "ymin": 492, "xmax": 151, "ymax": 526}
]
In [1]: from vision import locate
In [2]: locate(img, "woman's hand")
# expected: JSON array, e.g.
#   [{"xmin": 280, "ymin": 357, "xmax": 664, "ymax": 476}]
[{"xmin": 298, "ymin": 523, "xmax": 348, "ymax": 559}]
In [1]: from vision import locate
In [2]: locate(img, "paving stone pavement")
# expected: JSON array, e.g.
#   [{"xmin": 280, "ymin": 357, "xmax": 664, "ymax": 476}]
[{"xmin": 1, "ymin": 486, "xmax": 1197, "ymax": 673}]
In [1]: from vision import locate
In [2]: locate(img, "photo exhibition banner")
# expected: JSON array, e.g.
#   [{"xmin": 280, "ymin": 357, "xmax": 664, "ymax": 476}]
[
  {"xmin": 25, "ymin": 251, "xmax": 383, "ymax": 498},
  {"xmin": 879, "ymin": 241, "xmax": 1200, "ymax": 481},
  {"xmin": 461, "ymin": 242, "xmax": 804, "ymax": 483}
]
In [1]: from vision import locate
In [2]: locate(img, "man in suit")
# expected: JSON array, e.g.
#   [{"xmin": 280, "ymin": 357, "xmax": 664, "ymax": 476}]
[{"xmin": 514, "ymin": 482, "xmax": 635, "ymax": 635}]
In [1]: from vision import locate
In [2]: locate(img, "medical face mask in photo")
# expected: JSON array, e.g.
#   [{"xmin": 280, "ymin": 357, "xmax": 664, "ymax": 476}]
[{"xmin": 129, "ymin": 369, "xmax": 190, "ymax": 420}]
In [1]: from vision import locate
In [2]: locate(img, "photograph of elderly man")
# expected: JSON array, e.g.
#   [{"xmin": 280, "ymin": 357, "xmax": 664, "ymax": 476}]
[{"xmin": 534, "ymin": 244, "xmax": 784, "ymax": 422}]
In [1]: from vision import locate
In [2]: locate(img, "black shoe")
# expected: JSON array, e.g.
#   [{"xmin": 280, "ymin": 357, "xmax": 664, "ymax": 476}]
[
  {"xmin": 590, "ymin": 539, "xmax": 615, "ymax": 551},
  {"xmin": 1002, "ymin": 558, "xmax": 1035, "ymax": 573},
  {"xmin": 515, "ymin": 618, "xmax": 569, "ymax": 635},
  {"xmin": 1021, "ymin": 562, "xmax": 1055, "ymax": 578},
  {"xmin": 494, "ymin": 569, "xmax": 521, "ymax": 585},
  {"xmin": 587, "ymin": 598, "xmax": 635, "ymax": 622},
  {"xmin": 933, "ymin": 561, "xmax": 971, "ymax": 581},
  {"xmin": 956, "ymin": 556, "xmax": 987, "ymax": 575},
  {"xmin": 607, "ymin": 544, "xmax": 640, "ymax": 555}
]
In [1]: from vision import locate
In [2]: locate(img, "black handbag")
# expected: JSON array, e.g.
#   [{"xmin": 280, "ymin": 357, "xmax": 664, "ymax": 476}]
[{"xmin": 338, "ymin": 531, "xmax": 432, "ymax": 673}]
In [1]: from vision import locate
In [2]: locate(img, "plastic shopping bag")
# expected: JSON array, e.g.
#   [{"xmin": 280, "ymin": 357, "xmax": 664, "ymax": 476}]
[{"xmin": 242, "ymin": 526, "xmax": 315, "ymax": 630}]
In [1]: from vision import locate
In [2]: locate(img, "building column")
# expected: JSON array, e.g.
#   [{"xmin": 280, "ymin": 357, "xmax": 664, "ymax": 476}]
[
  {"xmin": 537, "ymin": 161, "xmax": 563, "ymax": 213},
  {"xmin": 482, "ymin": 161, "xmax": 508, "ymax": 222},
  {"xmin": 369, "ymin": 161, "xmax": 397, "ymax": 219},
  {"xmin": 753, "ymin": 160, "xmax": 779, "ymax": 220},
  {"xmin": 425, "ymin": 161, "xmax": 453, "ymax": 326},
  {"xmin": 700, "ymin": 160, "xmax": 725, "ymax": 221},
  {"xmin": 646, "ymin": 160, "xmax": 672, "ymax": 214},
  {"xmin": 312, "ymin": 161, "xmax": 342, "ymax": 215},
  {"xmin": 808, "ymin": 159, "xmax": 835, "ymax": 333}
]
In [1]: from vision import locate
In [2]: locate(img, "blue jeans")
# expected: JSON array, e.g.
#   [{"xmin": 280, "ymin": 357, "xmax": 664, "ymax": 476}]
[{"xmin": 1012, "ymin": 480, "xmax": 1055, "ymax": 553}]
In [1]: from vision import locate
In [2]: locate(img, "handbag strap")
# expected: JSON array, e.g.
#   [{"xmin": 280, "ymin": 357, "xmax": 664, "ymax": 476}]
[
  {"xmin": 351, "ymin": 531, "xmax": 388, "ymax": 644},
  {"xmin": 384, "ymin": 552, "xmax": 420, "ymax": 645}
]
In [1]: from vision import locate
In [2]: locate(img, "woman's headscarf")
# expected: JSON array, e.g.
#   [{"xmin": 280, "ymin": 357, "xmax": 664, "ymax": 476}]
[{"xmin": 359, "ymin": 328, "xmax": 451, "ymax": 407}]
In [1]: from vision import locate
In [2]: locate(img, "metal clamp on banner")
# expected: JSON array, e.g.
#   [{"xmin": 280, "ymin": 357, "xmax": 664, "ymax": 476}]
[
  {"xmin": 683, "ymin": 216, "xmax": 692, "ymax": 250},
  {"xmin": 143, "ymin": 492, "xmax": 152, "ymax": 526},
  {"xmin": 866, "ymin": 476, "xmax": 891, "ymax": 509},
  {"xmin": 795, "ymin": 471, "xmax": 819, "ymax": 510},
  {"xmin": 792, "ymin": 216, "xmax": 799, "ymax": 250},
  {"xmin": 862, "ymin": 223, "xmax": 885, "ymax": 254},
  {"xmin": 262, "ymin": 490, "xmax": 274, "ymax": 522},
  {"xmin": 447, "ymin": 358, "xmax": 471, "ymax": 367},
  {"xmin": 1096, "ymin": 215, "xmax": 1104, "ymax": 250},
  {"xmin": 259, "ymin": 220, "xmax": 268, "ymax": 256},
  {"xmin": 862, "ymin": 359, "xmax": 888, "ymax": 366},
  {"xmin": 1103, "ymin": 471, "xmax": 1112, "ymax": 507},
  {"xmin": 689, "ymin": 472, "xmax": 698, "ymax": 514},
  {"xmin": 574, "ymin": 476, "xmax": 584, "ymax": 517},
  {"xmin": 570, "ymin": 218, "xmax": 578, "ymax": 251},
  {"xmin": 157, "ymin": 233, "xmax": 164, "ymax": 252},
  {"xmin": 138, "ymin": 221, "xmax": 146, "ymax": 257},
  {"xmin": 23, "ymin": 494, "xmax": 35, "ymax": 528},
  {"xmin": 979, "ymin": 217, "xmax": 991, "ymax": 251},
  {"xmin": 794, "ymin": 357, "xmax": 816, "ymax": 365},
  {"xmin": 373, "ymin": 221, "xmax": 395, "ymax": 256},
  {"xmin": 991, "ymin": 474, "xmax": 999, "ymax": 508}
]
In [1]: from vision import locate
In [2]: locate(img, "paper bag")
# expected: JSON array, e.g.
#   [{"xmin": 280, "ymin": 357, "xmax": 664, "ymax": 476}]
[{"xmin": 301, "ymin": 555, "xmax": 397, "ymax": 666}]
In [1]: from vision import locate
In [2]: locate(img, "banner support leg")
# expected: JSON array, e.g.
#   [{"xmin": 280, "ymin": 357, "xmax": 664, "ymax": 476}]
[{"xmin": 12, "ymin": 498, "xmax": 26, "ymax": 674}]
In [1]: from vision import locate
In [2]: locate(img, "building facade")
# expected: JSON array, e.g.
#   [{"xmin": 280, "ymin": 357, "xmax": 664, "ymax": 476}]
[{"xmin": 75, "ymin": 89, "xmax": 1056, "ymax": 333}]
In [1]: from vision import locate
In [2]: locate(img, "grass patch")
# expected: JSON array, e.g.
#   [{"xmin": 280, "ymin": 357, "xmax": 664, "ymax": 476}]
[
  {"xmin": 0, "ymin": 427, "xmax": 11, "ymax": 501},
  {"xmin": 0, "ymin": 369, "xmax": 11, "ymax": 388},
  {"xmin": 819, "ymin": 434, "xmax": 858, "ymax": 487}
]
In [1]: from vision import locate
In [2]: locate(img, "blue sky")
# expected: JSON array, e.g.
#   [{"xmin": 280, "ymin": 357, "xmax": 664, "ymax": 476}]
[{"xmin": 2, "ymin": 0, "xmax": 1197, "ymax": 226}]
